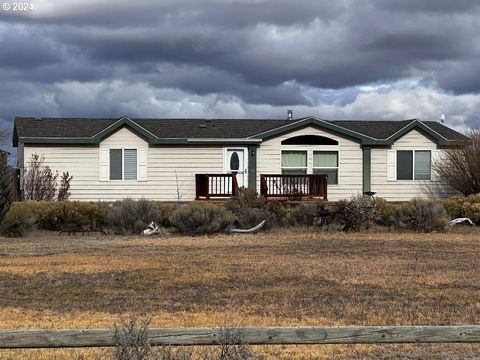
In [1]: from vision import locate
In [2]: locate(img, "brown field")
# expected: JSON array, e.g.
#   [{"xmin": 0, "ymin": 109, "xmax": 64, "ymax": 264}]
[{"xmin": 0, "ymin": 229, "xmax": 479, "ymax": 359}]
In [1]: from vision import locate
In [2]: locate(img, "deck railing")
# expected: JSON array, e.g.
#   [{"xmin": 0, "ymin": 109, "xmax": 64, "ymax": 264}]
[
  {"xmin": 195, "ymin": 173, "xmax": 239, "ymax": 199},
  {"xmin": 260, "ymin": 174, "xmax": 327, "ymax": 200}
]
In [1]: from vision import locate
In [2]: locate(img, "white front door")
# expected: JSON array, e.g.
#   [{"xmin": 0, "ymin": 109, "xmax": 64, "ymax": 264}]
[{"xmin": 225, "ymin": 148, "xmax": 248, "ymax": 188}]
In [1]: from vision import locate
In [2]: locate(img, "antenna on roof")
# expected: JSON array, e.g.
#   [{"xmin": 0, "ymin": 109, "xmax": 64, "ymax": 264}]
[
  {"xmin": 287, "ymin": 109, "xmax": 293, "ymax": 120},
  {"xmin": 440, "ymin": 114, "xmax": 446, "ymax": 123}
]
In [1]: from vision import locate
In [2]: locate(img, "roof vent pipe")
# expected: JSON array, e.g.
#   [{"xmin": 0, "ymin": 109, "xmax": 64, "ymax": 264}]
[{"xmin": 287, "ymin": 109, "xmax": 293, "ymax": 120}]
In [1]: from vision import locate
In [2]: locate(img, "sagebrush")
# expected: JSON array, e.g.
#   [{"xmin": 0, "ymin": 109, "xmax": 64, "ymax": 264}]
[
  {"xmin": 391, "ymin": 198, "xmax": 448, "ymax": 232},
  {"xmin": 0, "ymin": 201, "xmax": 107, "ymax": 236},
  {"xmin": 334, "ymin": 195, "xmax": 376, "ymax": 231},
  {"xmin": 225, "ymin": 188, "xmax": 286, "ymax": 230},
  {"xmin": 169, "ymin": 202, "xmax": 235, "ymax": 235},
  {"xmin": 442, "ymin": 194, "xmax": 480, "ymax": 224},
  {"xmin": 106, "ymin": 198, "xmax": 159, "ymax": 234}
]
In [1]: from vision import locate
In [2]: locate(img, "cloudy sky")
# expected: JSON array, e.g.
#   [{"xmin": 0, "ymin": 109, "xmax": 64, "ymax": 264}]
[{"xmin": 1, "ymin": 0, "xmax": 480, "ymax": 153}]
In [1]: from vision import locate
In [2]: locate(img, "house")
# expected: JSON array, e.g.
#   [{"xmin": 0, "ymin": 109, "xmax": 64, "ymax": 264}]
[{"xmin": 12, "ymin": 116, "xmax": 467, "ymax": 202}]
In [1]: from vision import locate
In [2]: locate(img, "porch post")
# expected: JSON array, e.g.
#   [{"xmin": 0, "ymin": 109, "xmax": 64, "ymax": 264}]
[
  {"xmin": 247, "ymin": 145, "xmax": 258, "ymax": 191},
  {"xmin": 362, "ymin": 146, "xmax": 372, "ymax": 194}
]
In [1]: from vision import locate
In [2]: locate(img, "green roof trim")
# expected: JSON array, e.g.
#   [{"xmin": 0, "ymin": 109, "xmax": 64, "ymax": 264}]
[
  {"xmin": 249, "ymin": 116, "xmax": 466, "ymax": 147},
  {"xmin": 383, "ymin": 119, "xmax": 463, "ymax": 146},
  {"xmin": 249, "ymin": 116, "xmax": 380, "ymax": 144},
  {"xmin": 92, "ymin": 116, "xmax": 158, "ymax": 143}
]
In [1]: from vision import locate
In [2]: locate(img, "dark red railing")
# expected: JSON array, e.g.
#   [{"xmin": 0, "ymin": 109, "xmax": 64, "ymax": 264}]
[
  {"xmin": 260, "ymin": 174, "xmax": 327, "ymax": 200},
  {"xmin": 195, "ymin": 173, "xmax": 239, "ymax": 200}
]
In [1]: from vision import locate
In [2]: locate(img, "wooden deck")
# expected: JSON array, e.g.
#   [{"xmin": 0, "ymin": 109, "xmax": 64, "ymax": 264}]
[{"xmin": 196, "ymin": 173, "xmax": 327, "ymax": 200}]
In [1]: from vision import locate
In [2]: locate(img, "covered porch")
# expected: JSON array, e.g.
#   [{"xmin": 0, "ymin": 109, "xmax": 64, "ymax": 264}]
[{"xmin": 195, "ymin": 173, "xmax": 328, "ymax": 200}]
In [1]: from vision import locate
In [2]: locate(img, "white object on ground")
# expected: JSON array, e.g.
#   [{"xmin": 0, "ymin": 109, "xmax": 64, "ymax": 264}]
[
  {"xmin": 142, "ymin": 221, "xmax": 160, "ymax": 235},
  {"xmin": 448, "ymin": 217, "xmax": 475, "ymax": 227},
  {"xmin": 230, "ymin": 220, "xmax": 266, "ymax": 234}
]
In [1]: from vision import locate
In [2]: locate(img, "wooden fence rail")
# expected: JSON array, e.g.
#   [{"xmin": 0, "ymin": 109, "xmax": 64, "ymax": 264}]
[{"xmin": 1, "ymin": 326, "xmax": 480, "ymax": 348}]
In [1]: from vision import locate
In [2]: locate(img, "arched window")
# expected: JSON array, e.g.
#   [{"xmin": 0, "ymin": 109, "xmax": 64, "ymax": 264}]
[
  {"xmin": 230, "ymin": 151, "xmax": 240, "ymax": 171},
  {"xmin": 281, "ymin": 135, "xmax": 338, "ymax": 145}
]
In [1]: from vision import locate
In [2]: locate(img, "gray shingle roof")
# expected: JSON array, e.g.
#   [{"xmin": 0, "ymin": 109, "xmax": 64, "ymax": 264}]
[{"xmin": 13, "ymin": 116, "xmax": 467, "ymax": 144}]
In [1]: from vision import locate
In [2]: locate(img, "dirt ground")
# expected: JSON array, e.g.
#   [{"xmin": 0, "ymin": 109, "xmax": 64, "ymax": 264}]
[{"xmin": 0, "ymin": 228, "xmax": 479, "ymax": 359}]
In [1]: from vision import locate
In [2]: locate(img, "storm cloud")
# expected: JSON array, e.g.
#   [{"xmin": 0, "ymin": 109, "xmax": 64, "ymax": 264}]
[{"xmin": 1, "ymin": 0, "xmax": 480, "ymax": 154}]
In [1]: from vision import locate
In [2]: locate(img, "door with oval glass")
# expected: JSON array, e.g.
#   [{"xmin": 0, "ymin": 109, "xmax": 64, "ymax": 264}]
[{"xmin": 224, "ymin": 148, "xmax": 248, "ymax": 188}]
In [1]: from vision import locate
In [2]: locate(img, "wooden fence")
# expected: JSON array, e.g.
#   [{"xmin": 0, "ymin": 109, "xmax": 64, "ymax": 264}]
[{"xmin": 1, "ymin": 326, "xmax": 480, "ymax": 348}]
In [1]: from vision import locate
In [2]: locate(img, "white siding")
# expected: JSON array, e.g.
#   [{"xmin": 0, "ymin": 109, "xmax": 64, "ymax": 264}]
[
  {"xmin": 256, "ymin": 126, "xmax": 363, "ymax": 201},
  {"xmin": 23, "ymin": 128, "xmax": 224, "ymax": 201},
  {"xmin": 371, "ymin": 129, "xmax": 449, "ymax": 201}
]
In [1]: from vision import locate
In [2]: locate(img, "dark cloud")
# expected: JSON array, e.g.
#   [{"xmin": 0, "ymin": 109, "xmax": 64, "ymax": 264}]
[{"xmin": 0, "ymin": 0, "xmax": 479, "ymax": 153}]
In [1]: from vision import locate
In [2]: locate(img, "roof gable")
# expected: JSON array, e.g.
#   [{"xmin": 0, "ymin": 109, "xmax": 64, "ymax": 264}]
[
  {"xmin": 92, "ymin": 116, "xmax": 158, "ymax": 143},
  {"xmin": 250, "ymin": 117, "xmax": 383, "ymax": 145}
]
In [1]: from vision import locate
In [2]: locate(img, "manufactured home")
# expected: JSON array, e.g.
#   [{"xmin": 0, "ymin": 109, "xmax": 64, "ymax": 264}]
[{"xmin": 12, "ymin": 116, "xmax": 467, "ymax": 202}]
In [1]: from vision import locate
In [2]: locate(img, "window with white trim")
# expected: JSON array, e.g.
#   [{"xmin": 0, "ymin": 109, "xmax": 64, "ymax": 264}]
[
  {"xmin": 313, "ymin": 151, "xmax": 338, "ymax": 184},
  {"xmin": 281, "ymin": 151, "xmax": 307, "ymax": 175},
  {"xmin": 396, "ymin": 150, "xmax": 431, "ymax": 180},
  {"xmin": 109, "ymin": 149, "xmax": 137, "ymax": 180}
]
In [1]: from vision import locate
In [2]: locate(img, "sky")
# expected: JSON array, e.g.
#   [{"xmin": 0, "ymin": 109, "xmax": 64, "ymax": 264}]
[{"xmin": 1, "ymin": 0, "xmax": 480, "ymax": 154}]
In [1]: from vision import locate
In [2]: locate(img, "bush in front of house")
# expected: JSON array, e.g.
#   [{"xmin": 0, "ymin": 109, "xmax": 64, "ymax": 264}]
[
  {"xmin": 390, "ymin": 198, "xmax": 448, "ymax": 232},
  {"xmin": 442, "ymin": 194, "xmax": 480, "ymax": 224},
  {"xmin": 42, "ymin": 201, "xmax": 107, "ymax": 232},
  {"xmin": 334, "ymin": 195, "xmax": 376, "ymax": 231},
  {"xmin": 153, "ymin": 201, "xmax": 176, "ymax": 227},
  {"xmin": 169, "ymin": 202, "xmax": 235, "ymax": 235},
  {"xmin": 106, "ymin": 198, "xmax": 159, "ymax": 235},
  {"xmin": 0, "ymin": 201, "xmax": 108, "ymax": 236},
  {"xmin": 288, "ymin": 201, "xmax": 329, "ymax": 227},
  {"xmin": 374, "ymin": 197, "xmax": 398, "ymax": 228},
  {"xmin": 225, "ymin": 187, "xmax": 287, "ymax": 230},
  {"xmin": 0, "ymin": 201, "xmax": 46, "ymax": 236}
]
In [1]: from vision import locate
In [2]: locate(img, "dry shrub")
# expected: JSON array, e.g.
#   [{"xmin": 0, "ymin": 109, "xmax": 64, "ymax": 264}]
[
  {"xmin": 57, "ymin": 172, "xmax": 73, "ymax": 201},
  {"xmin": 288, "ymin": 201, "xmax": 329, "ymax": 227},
  {"xmin": 391, "ymin": 198, "xmax": 448, "ymax": 232},
  {"xmin": 334, "ymin": 195, "xmax": 376, "ymax": 231},
  {"xmin": 431, "ymin": 128, "xmax": 480, "ymax": 196},
  {"xmin": 107, "ymin": 199, "xmax": 158, "ymax": 235},
  {"xmin": 170, "ymin": 203, "xmax": 235, "ymax": 236},
  {"xmin": 153, "ymin": 202, "xmax": 176, "ymax": 227},
  {"xmin": 113, "ymin": 317, "xmax": 153, "ymax": 360},
  {"xmin": 442, "ymin": 194, "xmax": 480, "ymax": 223},
  {"xmin": 42, "ymin": 201, "xmax": 107, "ymax": 232},
  {"xmin": 225, "ymin": 188, "xmax": 286, "ymax": 230},
  {"xmin": 23, "ymin": 153, "xmax": 58, "ymax": 201},
  {"xmin": 0, "ymin": 201, "xmax": 107, "ymax": 236},
  {"xmin": 0, "ymin": 200, "xmax": 45, "ymax": 236},
  {"xmin": 211, "ymin": 328, "xmax": 259, "ymax": 360},
  {"xmin": 374, "ymin": 197, "xmax": 398, "ymax": 228},
  {"xmin": 112, "ymin": 317, "xmax": 256, "ymax": 360}
]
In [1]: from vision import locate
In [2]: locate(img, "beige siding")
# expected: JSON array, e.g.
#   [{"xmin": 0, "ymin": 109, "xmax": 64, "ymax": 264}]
[
  {"xmin": 23, "ymin": 128, "xmax": 224, "ymax": 201},
  {"xmin": 371, "ymin": 129, "xmax": 449, "ymax": 201},
  {"xmin": 256, "ymin": 126, "xmax": 363, "ymax": 201}
]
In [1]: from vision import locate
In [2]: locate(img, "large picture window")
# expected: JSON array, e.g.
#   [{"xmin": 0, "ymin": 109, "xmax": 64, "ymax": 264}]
[
  {"xmin": 281, "ymin": 151, "xmax": 307, "ymax": 175},
  {"xmin": 396, "ymin": 150, "xmax": 431, "ymax": 180},
  {"xmin": 313, "ymin": 151, "xmax": 338, "ymax": 184},
  {"xmin": 110, "ymin": 149, "xmax": 137, "ymax": 180}
]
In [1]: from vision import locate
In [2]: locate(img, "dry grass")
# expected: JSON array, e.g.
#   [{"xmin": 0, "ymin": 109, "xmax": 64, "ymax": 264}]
[{"xmin": 0, "ymin": 228, "xmax": 479, "ymax": 359}]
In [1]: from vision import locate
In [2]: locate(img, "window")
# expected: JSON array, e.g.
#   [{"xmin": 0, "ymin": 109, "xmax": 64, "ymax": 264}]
[
  {"xmin": 281, "ymin": 151, "xmax": 307, "ymax": 175},
  {"xmin": 396, "ymin": 150, "xmax": 431, "ymax": 180},
  {"xmin": 109, "ymin": 149, "xmax": 137, "ymax": 180},
  {"xmin": 415, "ymin": 151, "xmax": 431, "ymax": 180},
  {"xmin": 313, "ymin": 151, "xmax": 338, "ymax": 184}
]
